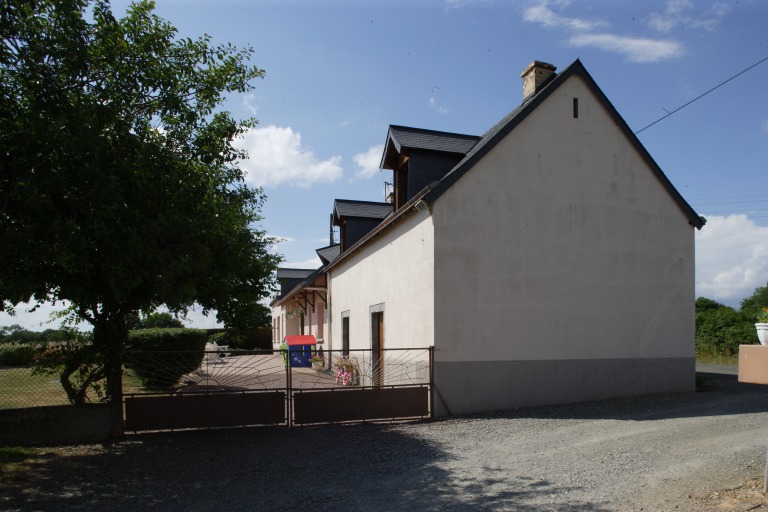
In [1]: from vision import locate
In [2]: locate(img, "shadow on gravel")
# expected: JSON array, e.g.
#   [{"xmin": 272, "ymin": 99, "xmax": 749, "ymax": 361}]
[
  {"xmin": 1, "ymin": 425, "xmax": 609, "ymax": 512},
  {"xmin": 444, "ymin": 372, "xmax": 768, "ymax": 425}
]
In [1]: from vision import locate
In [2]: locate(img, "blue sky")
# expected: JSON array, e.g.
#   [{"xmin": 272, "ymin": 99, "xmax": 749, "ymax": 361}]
[{"xmin": 2, "ymin": 0, "xmax": 767, "ymax": 330}]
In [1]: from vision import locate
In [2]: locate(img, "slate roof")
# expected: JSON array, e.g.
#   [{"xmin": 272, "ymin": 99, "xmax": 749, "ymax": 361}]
[
  {"xmin": 316, "ymin": 244, "xmax": 340, "ymax": 265},
  {"xmin": 333, "ymin": 199, "xmax": 393, "ymax": 220},
  {"xmin": 276, "ymin": 268, "xmax": 316, "ymax": 280},
  {"xmin": 381, "ymin": 126, "xmax": 481, "ymax": 171},
  {"xmin": 387, "ymin": 126, "xmax": 481, "ymax": 154},
  {"xmin": 272, "ymin": 267, "xmax": 325, "ymax": 306}
]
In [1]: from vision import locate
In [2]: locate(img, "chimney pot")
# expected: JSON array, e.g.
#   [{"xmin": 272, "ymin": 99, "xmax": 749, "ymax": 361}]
[{"xmin": 521, "ymin": 61, "xmax": 556, "ymax": 99}]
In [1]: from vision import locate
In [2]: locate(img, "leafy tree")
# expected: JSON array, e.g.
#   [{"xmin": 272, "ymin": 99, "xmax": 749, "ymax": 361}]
[
  {"xmin": 0, "ymin": 0, "xmax": 280, "ymax": 413},
  {"xmin": 0, "ymin": 325, "xmax": 37, "ymax": 343},
  {"xmin": 739, "ymin": 285, "xmax": 768, "ymax": 320},
  {"xmin": 695, "ymin": 297, "xmax": 726, "ymax": 314},
  {"xmin": 127, "ymin": 312, "xmax": 186, "ymax": 329},
  {"xmin": 695, "ymin": 305, "xmax": 755, "ymax": 356}
]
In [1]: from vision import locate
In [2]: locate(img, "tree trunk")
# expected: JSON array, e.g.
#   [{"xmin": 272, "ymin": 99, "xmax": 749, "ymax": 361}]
[{"xmin": 92, "ymin": 315, "xmax": 128, "ymax": 439}]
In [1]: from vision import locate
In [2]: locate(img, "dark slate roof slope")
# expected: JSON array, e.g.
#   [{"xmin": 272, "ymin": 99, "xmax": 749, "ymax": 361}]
[
  {"xmin": 276, "ymin": 268, "xmax": 316, "ymax": 280},
  {"xmin": 424, "ymin": 58, "xmax": 705, "ymax": 230},
  {"xmin": 334, "ymin": 199, "xmax": 393, "ymax": 220},
  {"xmin": 388, "ymin": 125, "xmax": 481, "ymax": 154},
  {"xmin": 316, "ymin": 244, "xmax": 341, "ymax": 265},
  {"xmin": 381, "ymin": 126, "xmax": 481, "ymax": 171}
]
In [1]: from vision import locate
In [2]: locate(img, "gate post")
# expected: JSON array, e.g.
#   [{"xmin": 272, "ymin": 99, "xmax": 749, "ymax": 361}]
[
  {"xmin": 429, "ymin": 346, "xmax": 434, "ymax": 419},
  {"xmin": 286, "ymin": 354, "xmax": 293, "ymax": 428},
  {"xmin": 110, "ymin": 363, "xmax": 124, "ymax": 438}
]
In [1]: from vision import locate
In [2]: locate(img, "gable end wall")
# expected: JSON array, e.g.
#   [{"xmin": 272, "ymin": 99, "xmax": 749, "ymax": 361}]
[{"xmin": 431, "ymin": 75, "xmax": 695, "ymax": 414}]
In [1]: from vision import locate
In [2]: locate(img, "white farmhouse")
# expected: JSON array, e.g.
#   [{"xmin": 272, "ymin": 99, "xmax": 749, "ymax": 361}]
[{"xmin": 272, "ymin": 59, "xmax": 705, "ymax": 416}]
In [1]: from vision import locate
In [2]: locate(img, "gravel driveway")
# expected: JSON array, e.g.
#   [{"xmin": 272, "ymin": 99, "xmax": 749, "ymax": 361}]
[{"xmin": 2, "ymin": 368, "xmax": 768, "ymax": 512}]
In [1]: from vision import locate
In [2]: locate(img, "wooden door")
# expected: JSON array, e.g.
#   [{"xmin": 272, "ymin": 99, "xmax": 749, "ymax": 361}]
[{"xmin": 371, "ymin": 311, "xmax": 383, "ymax": 386}]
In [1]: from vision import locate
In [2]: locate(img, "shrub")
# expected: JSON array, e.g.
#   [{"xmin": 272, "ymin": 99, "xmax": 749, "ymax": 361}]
[
  {"xmin": 0, "ymin": 342, "xmax": 37, "ymax": 366},
  {"xmin": 696, "ymin": 306, "xmax": 756, "ymax": 356},
  {"xmin": 126, "ymin": 328, "xmax": 207, "ymax": 388},
  {"xmin": 208, "ymin": 330, "xmax": 244, "ymax": 348},
  {"xmin": 209, "ymin": 328, "xmax": 272, "ymax": 351},
  {"xmin": 234, "ymin": 327, "xmax": 272, "ymax": 351}
]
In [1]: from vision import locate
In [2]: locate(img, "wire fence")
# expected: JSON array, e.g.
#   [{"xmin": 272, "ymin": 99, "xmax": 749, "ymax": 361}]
[
  {"xmin": 1, "ymin": 346, "xmax": 432, "ymax": 410},
  {"xmin": 0, "ymin": 366, "xmax": 73, "ymax": 409}
]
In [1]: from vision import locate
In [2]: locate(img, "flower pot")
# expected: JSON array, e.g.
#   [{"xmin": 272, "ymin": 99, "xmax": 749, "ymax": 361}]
[
  {"xmin": 756, "ymin": 323, "xmax": 768, "ymax": 346},
  {"xmin": 312, "ymin": 361, "xmax": 325, "ymax": 371}
]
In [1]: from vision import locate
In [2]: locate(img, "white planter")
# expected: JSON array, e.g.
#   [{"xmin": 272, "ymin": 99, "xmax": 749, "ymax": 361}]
[{"xmin": 756, "ymin": 323, "xmax": 768, "ymax": 346}]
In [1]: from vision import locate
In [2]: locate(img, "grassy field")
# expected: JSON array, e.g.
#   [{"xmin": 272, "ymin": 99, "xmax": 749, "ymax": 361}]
[
  {"xmin": 0, "ymin": 367, "xmax": 145, "ymax": 409},
  {"xmin": 695, "ymin": 353, "xmax": 739, "ymax": 365},
  {"xmin": 0, "ymin": 368, "xmax": 70, "ymax": 409}
]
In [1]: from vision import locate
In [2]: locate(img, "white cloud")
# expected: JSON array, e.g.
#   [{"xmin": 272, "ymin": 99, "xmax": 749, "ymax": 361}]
[
  {"xmin": 523, "ymin": 0, "xmax": 608, "ymax": 31},
  {"xmin": 429, "ymin": 97, "xmax": 448, "ymax": 115},
  {"xmin": 445, "ymin": 0, "xmax": 491, "ymax": 12},
  {"xmin": 283, "ymin": 256, "xmax": 322, "ymax": 269},
  {"xmin": 178, "ymin": 305, "xmax": 224, "ymax": 329},
  {"xmin": 523, "ymin": 0, "xmax": 683, "ymax": 63},
  {"xmin": 569, "ymin": 33, "xmax": 685, "ymax": 63},
  {"xmin": 0, "ymin": 302, "xmax": 224, "ymax": 330},
  {"xmin": 0, "ymin": 301, "xmax": 70, "ymax": 331},
  {"xmin": 353, "ymin": 144, "xmax": 384, "ymax": 179},
  {"xmin": 242, "ymin": 94, "xmax": 258, "ymax": 116},
  {"xmin": 648, "ymin": 0, "xmax": 729, "ymax": 33},
  {"xmin": 761, "ymin": 119, "xmax": 768, "ymax": 134},
  {"xmin": 696, "ymin": 215, "xmax": 768, "ymax": 304},
  {"xmin": 235, "ymin": 125, "xmax": 343, "ymax": 188}
]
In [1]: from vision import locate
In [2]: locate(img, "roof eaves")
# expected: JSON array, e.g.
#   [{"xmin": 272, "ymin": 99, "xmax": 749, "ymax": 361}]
[
  {"xmin": 325, "ymin": 188, "xmax": 431, "ymax": 273},
  {"xmin": 272, "ymin": 267, "xmax": 327, "ymax": 308}
]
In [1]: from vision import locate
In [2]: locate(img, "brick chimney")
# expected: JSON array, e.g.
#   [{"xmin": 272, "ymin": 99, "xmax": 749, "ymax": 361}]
[{"xmin": 521, "ymin": 61, "xmax": 556, "ymax": 99}]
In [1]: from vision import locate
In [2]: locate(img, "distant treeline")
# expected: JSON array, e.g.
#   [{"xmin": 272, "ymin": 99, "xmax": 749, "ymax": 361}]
[{"xmin": 696, "ymin": 285, "xmax": 767, "ymax": 356}]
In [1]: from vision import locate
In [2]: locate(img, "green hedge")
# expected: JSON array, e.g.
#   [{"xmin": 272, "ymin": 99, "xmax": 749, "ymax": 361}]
[
  {"xmin": 0, "ymin": 342, "xmax": 37, "ymax": 367},
  {"xmin": 126, "ymin": 328, "xmax": 207, "ymax": 388},
  {"xmin": 208, "ymin": 328, "xmax": 272, "ymax": 351}
]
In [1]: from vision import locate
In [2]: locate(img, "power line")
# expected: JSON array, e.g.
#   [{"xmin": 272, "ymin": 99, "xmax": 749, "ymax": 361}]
[
  {"xmin": 634, "ymin": 55, "xmax": 768, "ymax": 135},
  {"xmin": 690, "ymin": 194, "xmax": 768, "ymax": 202},
  {"xmin": 700, "ymin": 208, "xmax": 768, "ymax": 214},
  {"xmin": 693, "ymin": 199, "xmax": 768, "ymax": 207}
]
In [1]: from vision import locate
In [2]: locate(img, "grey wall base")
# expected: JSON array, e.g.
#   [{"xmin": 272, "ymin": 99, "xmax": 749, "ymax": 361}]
[
  {"xmin": 0, "ymin": 404, "xmax": 112, "ymax": 446},
  {"xmin": 433, "ymin": 357, "xmax": 695, "ymax": 416}
]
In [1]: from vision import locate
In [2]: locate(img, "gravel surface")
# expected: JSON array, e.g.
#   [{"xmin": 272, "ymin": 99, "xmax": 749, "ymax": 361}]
[{"xmin": 2, "ymin": 370, "xmax": 768, "ymax": 512}]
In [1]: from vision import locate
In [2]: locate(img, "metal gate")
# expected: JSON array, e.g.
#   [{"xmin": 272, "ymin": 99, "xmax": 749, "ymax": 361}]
[{"xmin": 123, "ymin": 347, "xmax": 432, "ymax": 431}]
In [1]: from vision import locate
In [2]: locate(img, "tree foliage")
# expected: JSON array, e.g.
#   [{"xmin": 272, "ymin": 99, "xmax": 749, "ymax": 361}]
[
  {"xmin": 127, "ymin": 312, "xmax": 185, "ymax": 330},
  {"xmin": 695, "ymin": 285, "xmax": 768, "ymax": 356},
  {"xmin": 0, "ymin": 0, "xmax": 280, "ymax": 404}
]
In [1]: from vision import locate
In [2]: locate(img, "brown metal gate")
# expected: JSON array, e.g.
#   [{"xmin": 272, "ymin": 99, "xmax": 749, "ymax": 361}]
[{"xmin": 123, "ymin": 347, "xmax": 432, "ymax": 431}]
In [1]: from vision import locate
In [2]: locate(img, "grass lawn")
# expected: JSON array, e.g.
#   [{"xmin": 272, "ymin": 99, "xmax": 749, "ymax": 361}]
[
  {"xmin": 695, "ymin": 353, "xmax": 739, "ymax": 365},
  {"xmin": 0, "ymin": 368, "xmax": 70, "ymax": 409},
  {"xmin": 0, "ymin": 367, "xmax": 146, "ymax": 409}
]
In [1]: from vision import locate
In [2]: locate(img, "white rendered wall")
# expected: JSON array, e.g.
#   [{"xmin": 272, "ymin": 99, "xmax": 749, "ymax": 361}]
[
  {"xmin": 328, "ymin": 208, "xmax": 435, "ymax": 353},
  {"xmin": 432, "ymin": 75, "xmax": 695, "ymax": 364}
]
